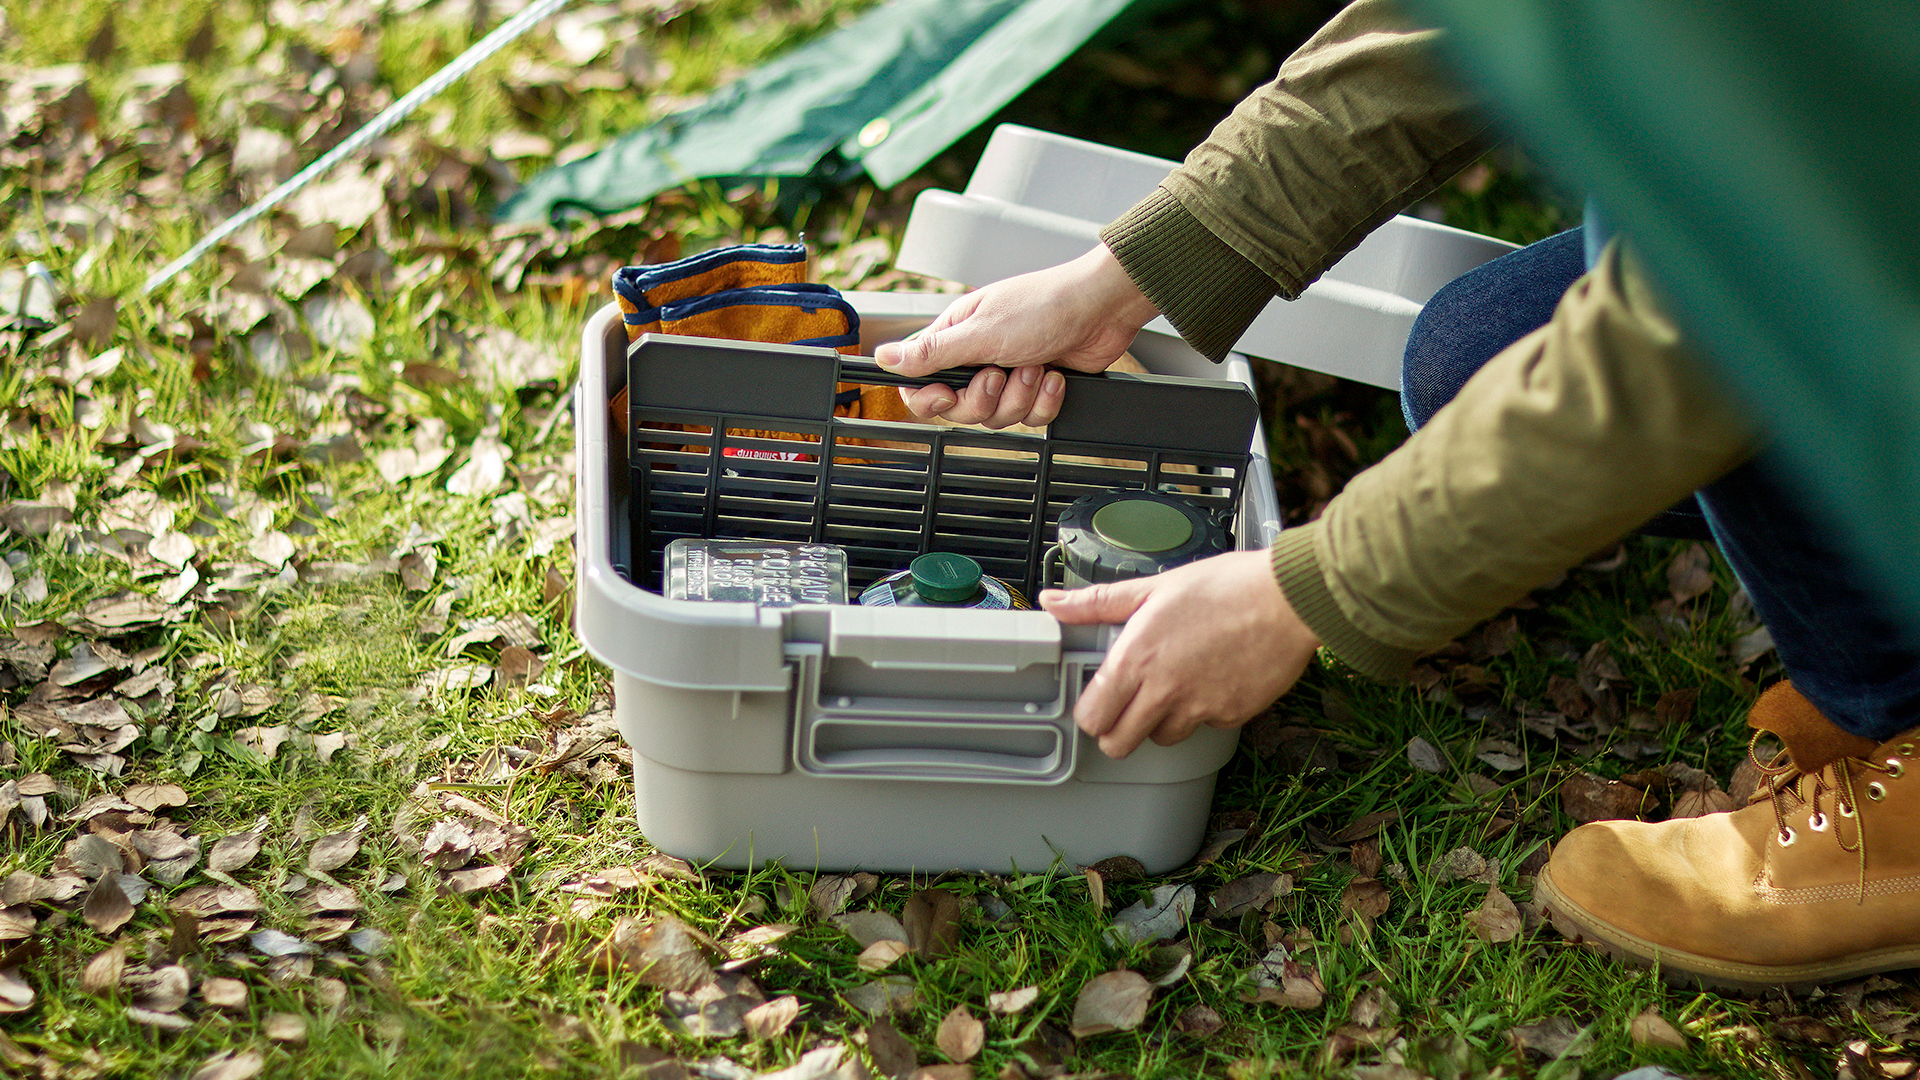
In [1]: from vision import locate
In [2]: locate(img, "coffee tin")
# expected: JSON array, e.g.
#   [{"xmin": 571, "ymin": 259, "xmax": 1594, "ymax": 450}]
[{"xmin": 665, "ymin": 538, "xmax": 849, "ymax": 606}]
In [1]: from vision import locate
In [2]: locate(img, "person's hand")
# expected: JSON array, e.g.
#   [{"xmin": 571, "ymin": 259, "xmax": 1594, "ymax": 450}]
[
  {"xmin": 873, "ymin": 244, "xmax": 1159, "ymax": 429},
  {"xmin": 1040, "ymin": 550, "xmax": 1320, "ymax": 758}
]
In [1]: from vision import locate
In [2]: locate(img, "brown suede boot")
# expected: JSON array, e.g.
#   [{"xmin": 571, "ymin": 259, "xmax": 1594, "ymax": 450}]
[{"xmin": 1535, "ymin": 682, "xmax": 1920, "ymax": 992}]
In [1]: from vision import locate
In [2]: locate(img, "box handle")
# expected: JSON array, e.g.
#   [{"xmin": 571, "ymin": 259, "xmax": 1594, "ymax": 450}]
[{"xmin": 789, "ymin": 644, "xmax": 1081, "ymax": 785}]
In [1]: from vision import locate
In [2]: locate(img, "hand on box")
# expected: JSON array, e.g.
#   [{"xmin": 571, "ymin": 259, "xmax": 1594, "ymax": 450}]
[
  {"xmin": 874, "ymin": 244, "xmax": 1159, "ymax": 429},
  {"xmin": 1040, "ymin": 549, "xmax": 1320, "ymax": 759}
]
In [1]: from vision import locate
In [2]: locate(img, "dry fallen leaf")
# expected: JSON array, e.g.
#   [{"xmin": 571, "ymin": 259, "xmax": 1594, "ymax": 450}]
[
  {"xmin": 1465, "ymin": 883, "xmax": 1522, "ymax": 944},
  {"xmin": 1406, "ymin": 736, "xmax": 1446, "ymax": 774},
  {"xmin": 80, "ymin": 943, "xmax": 127, "ymax": 996},
  {"xmin": 0, "ymin": 968, "xmax": 32, "ymax": 1015},
  {"xmin": 124, "ymin": 783, "xmax": 188, "ymax": 811},
  {"xmin": 83, "ymin": 873, "xmax": 135, "ymax": 934},
  {"xmin": 1559, "ymin": 773, "xmax": 1650, "ymax": 823},
  {"xmin": 307, "ymin": 823, "xmax": 364, "ymax": 873},
  {"xmin": 857, "ymin": 939, "xmax": 911, "ymax": 972},
  {"xmin": 1340, "ymin": 878, "xmax": 1391, "ymax": 923},
  {"xmin": 832, "ymin": 910, "xmax": 908, "ymax": 948},
  {"xmin": 189, "ymin": 1049, "xmax": 264, "ymax": 1080},
  {"xmin": 1631, "ymin": 1008, "xmax": 1688, "ymax": 1050},
  {"xmin": 1667, "ymin": 542, "xmax": 1715, "ymax": 604},
  {"xmin": 1108, "ymin": 882, "xmax": 1194, "ymax": 946},
  {"xmin": 264, "ymin": 1012, "xmax": 307, "ymax": 1043},
  {"xmin": 987, "ymin": 985, "xmax": 1038, "ymax": 1015},
  {"xmin": 1175, "ymin": 1003, "xmax": 1225, "ymax": 1038},
  {"xmin": 937, "ymin": 1005, "xmax": 985, "ymax": 1063},
  {"xmin": 865, "ymin": 1019, "xmax": 918, "ymax": 1078},
  {"xmin": 1333, "ymin": 807, "xmax": 1400, "ymax": 843},
  {"xmin": 1208, "ymin": 872, "xmax": 1290, "ymax": 920},
  {"xmin": 1671, "ymin": 787, "xmax": 1738, "ymax": 819},
  {"xmin": 843, "ymin": 976, "xmax": 918, "ymax": 1018},
  {"xmin": 201, "ymin": 977, "xmax": 249, "ymax": 1010},
  {"xmin": 1509, "ymin": 1016, "xmax": 1593, "ymax": 1060},
  {"xmin": 743, "ymin": 994, "xmax": 801, "ymax": 1041},
  {"xmin": 902, "ymin": 888, "xmax": 963, "ymax": 959},
  {"xmin": 1069, "ymin": 970, "xmax": 1152, "ymax": 1037},
  {"xmin": 596, "ymin": 916, "xmax": 713, "ymax": 992}
]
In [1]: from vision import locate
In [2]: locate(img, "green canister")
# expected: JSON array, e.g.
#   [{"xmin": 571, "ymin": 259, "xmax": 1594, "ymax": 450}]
[
  {"xmin": 857, "ymin": 552, "xmax": 1031, "ymax": 610},
  {"xmin": 1054, "ymin": 489, "xmax": 1232, "ymax": 587}
]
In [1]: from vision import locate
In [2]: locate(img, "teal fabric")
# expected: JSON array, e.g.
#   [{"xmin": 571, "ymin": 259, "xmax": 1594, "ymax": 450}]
[
  {"xmin": 497, "ymin": 0, "xmax": 1141, "ymax": 224},
  {"xmin": 1411, "ymin": 0, "xmax": 1920, "ymax": 630}
]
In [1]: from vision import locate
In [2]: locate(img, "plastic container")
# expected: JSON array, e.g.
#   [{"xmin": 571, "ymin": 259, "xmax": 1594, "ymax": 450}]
[
  {"xmin": 895, "ymin": 125, "xmax": 1519, "ymax": 389},
  {"xmin": 576, "ymin": 293, "xmax": 1281, "ymax": 873}
]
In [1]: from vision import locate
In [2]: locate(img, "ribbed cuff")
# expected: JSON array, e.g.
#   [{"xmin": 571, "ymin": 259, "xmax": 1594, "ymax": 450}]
[
  {"xmin": 1101, "ymin": 189, "xmax": 1277, "ymax": 363},
  {"xmin": 1270, "ymin": 526, "xmax": 1421, "ymax": 683}
]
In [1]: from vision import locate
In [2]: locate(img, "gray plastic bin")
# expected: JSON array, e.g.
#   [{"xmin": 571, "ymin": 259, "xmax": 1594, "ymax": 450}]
[{"xmin": 576, "ymin": 293, "xmax": 1283, "ymax": 873}]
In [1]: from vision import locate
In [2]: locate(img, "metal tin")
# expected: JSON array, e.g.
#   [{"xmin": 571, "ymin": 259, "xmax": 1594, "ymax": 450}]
[
  {"xmin": 665, "ymin": 538, "xmax": 849, "ymax": 606},
  {"xmin": 857, "ymin": 552, "xmax": 1031, "ymax": 609}
]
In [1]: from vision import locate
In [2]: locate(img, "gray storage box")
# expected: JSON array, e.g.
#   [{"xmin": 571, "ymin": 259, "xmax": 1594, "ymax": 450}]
[{"xmin": 576, "ymin": 293, "xmax": 1283, "ymax": 873}]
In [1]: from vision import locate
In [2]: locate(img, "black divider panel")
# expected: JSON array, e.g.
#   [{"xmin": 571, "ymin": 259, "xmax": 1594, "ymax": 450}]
[{"xmin": 626, "ymin": 337, "xmax": 1256, "ymax": 597}]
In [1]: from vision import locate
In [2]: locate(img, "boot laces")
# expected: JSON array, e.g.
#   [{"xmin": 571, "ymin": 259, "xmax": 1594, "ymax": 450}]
[{"xmin": 1748, "ymin": 731, "xmax": 1896, "ymax": 902}]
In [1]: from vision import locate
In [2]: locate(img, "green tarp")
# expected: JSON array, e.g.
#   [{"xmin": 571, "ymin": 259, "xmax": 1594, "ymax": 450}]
[
  {"xmin": 496, "ymin": 0, "xmax": 1144, "ymax": 225},
  {"xmin": 1414, "ymin": 0, "xmax": 1920, "ymax": 633}
]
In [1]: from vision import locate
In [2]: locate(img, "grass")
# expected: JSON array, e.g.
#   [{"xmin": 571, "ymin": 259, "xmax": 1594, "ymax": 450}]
[{"xmin": 1, "ymin": 0, "xmax": 1908, "ymax": 1078}]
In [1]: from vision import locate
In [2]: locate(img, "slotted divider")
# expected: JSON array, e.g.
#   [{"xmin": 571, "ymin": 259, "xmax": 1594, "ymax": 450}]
[{"xmin": 626, "ymin": 335, "xmax": 1259, "ymax": 598}]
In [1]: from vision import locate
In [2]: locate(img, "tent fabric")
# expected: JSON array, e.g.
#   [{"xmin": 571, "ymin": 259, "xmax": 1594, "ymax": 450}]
[
  {"xmin": 496, "ymin": 0, "xmax": 1142, "ymax": 224},
  {"xmin": 1411, "ymin": 0, "xmax": 1920, "ymax": 633}
]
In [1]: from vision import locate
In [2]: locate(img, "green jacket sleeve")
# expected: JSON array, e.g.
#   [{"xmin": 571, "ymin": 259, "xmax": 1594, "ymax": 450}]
[
  {"xmin": 1271, "ymin": 244, "xmax": 1756, "ymax": 680},
  {"xmin": 1102, "ymin": 0, "xmax": 1493, "ymax": 360}
]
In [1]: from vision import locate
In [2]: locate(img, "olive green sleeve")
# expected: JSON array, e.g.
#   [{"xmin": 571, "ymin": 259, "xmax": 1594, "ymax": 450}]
[
  {"xmin": 1272, "ymin": 245, "xmax": 1759, "ymax": 681},
  {"xmin": 1101, "ymin": 0, "xmax": 1494, "ymax": 360}
]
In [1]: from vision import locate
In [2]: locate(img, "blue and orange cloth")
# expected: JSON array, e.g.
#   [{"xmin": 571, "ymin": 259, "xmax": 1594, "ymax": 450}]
[{"xmin": 610, "ymin": 243, "xmax": 914, "ymax": 456}]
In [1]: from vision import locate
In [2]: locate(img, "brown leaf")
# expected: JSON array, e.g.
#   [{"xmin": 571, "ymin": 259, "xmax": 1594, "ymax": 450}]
[
  {"xmin": 1174, "ymin": 1003, "xmax": 1224, "ymax": 1038},
  {"xmin": 844, "ymin": 976, "xmax": 919, "ymax": 1018},
  {"xmin": 264, "ymin": 1012, "xmax": 306, "ymax": 1043},
  {"xmin": 866, "ymin": 1019, "xmax": 918, "ymax": 1078},
  {"xmin": 1667, "ymin": 543, "xmax": 1715, "ymax": 604},
  {"xmin": 169, "ymin": 885, "xmax": 262, "ymax": 917},
  {"xmin": 1333, "ymin": 808, "xmax": 1399, "ymax": 843},
  {"xmin": 0, "ymin": 908, "xmax": 33, "ymax": 943},
  {"xmin": 1671, "ymin": 787, "xmax": 1738, "ymax": 819},
  {"xmin": 441, "ymin": 865, "xmax": 509, "ymax": 894},
  {"xmin": 1084, "ymin": 868, "xmax": 1105, "ymax": 913},
  {"xmin": 124, "ymin": 784, "xmax": 188, "ymax": 812},
  {"xmin": 1070, "ymin": 969, "xmax": 1152, "ymax": 1037},
  {"xmin": 306, "ymin": 826, "xmax": 363, "ymax": 873},
  {"xmin": 987, "ymin": 985, "xmax": 1038, "ymax": 1015},
  {"xmin": 857, "ymin": 939, "xmax": 910, "ymax": 972},
  {"xmin": 1464, "ymin": 883, "xmax": 1522, "ymax": 944},
  {"xmin": 0, "ymin": 968, "xmax": 31, "ymax": 1015},
  {"xmin": 831, "ymin": 911, "xmax": 908, "ymax": 948},
  {"xmin": 190, "ymin": 1050, "xmax": 264, "ymax": 1080},
  {"xmin": 207, "ymin": 831, "xmax": 265, "ymax": 873},
  {"xmin": 902, "ymin": 888, "xmax": 962, "ymax": 959},
  {"xmin": 808, "ymin": 874, "xmax": 859, "ymax": 918},
  {"xmin": 936, "ymin": 1005, "xmax": 984, "ymax": 1063},
  {"xmin": 1653, "ymin": 687, "xmax": 1701, "ymax": 727},
  {"xmin": 1340, "ymin": 878, "xmax": 1390, "ymax": 921},
  {"xmin": 1207, "ymin": 872, "xmax": 1291, "ymax": 919},
  {"xmin": 597, "ymin": 916, "xmax": 712, "ymax": 992},
  {"xmin": 201, "ymin": 977, "xmax": 248, "ymax": 1010},
  {"xmin": 1559, "ymin": 772, "xmax": 1651, "ymax": 823},
  {"xmin": 743, "ymin": 994, "xmax": 801, "ymax": 1041},
  {"xmin": 1249, "ymin": 959, "xmax": 1325, "ymax": 1010},
  {"xmin": 83, "ymin": 873, "xmax": 134, "ymax": 934},
  {"xmin": 1630, "ymin": 1008, "xmax": 1688, "ymax": 1050},
  {"xmin": 1350, "ymin": 838, "xmax": 1382, "ymax": 878},
  {"xmin": 1509, "ymin": 1016, "xmax": 1592, "ymax": 1060},
  {"xmin": 80, "ymin": 943, "xmax": 126, "ymax": 996},
  {"xmin": 126, "ymin": 964, "xmax": 191, "ymax": 1013}
]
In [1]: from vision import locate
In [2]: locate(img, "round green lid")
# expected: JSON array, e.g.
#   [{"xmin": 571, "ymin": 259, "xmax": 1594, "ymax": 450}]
[
  {"xmin": 909, "ymin": 552, "xmax": 984, "ymax": 603},
  {"xmin": 1092, "ymin": 498, "xmax": 1193, "ymax": 553}
]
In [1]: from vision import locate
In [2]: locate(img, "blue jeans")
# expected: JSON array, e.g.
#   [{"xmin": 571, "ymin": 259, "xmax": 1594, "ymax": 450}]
[{"xmin": 1400, "ymin": 227, "xmax": 1920, "ymax": 741}]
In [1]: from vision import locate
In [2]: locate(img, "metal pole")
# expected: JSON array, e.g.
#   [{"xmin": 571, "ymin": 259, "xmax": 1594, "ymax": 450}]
[{"xmin": 140, "ymin": 0, "xmax": 576, "ymax": 296}]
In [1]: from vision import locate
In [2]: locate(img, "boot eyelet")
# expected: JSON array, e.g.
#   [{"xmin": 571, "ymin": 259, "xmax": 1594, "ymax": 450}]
[
  {"xmin": 1778, "ymin": 826, "xmax": 1798, "ymax": 846},
  {"xmin": 1839, "ymin": 802, "xmax": 1857, "ymax": 818},
  {"xmin": 1808, "ymin": 812, "xmax": 1829, "ymax": 832},
  {"xmin": 1868, "ymin": 782, "xmax": 1888, "ymax": 801},
  {"xmin": 1898, "ymin": 743, "xmax": 1915, "ymax": 756},
  {"xmin": 1885, "ymin": 759, "xmax": 1905, "ymax": 779}
]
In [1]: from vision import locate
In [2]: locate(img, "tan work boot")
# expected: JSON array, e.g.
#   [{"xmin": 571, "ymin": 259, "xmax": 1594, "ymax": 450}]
[{"xmin": 1535, "ymin": 682, "xmax": 1920, "ymax": 992}]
